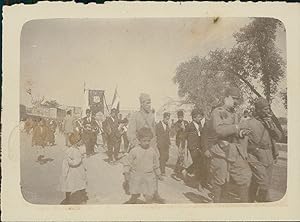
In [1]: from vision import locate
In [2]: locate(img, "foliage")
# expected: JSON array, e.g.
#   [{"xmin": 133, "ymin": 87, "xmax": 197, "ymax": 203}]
[
  {"xmin": 173, "ymin": 18, "xmax": 286, "ymax": 113},
  {"xmin": 233, "ymin": 18, "xmax": 285, "ymax": 102},
  {"xmin": 280, "ymin": 89, "xmax": 287, "ymax": 109}
]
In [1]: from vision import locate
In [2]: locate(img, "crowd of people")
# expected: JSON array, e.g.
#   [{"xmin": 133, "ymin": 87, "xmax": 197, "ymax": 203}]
[
  {"xmin": 23, "ymin": 86, "xmax": 283, "ymax": 205},
  {"xmin": 121, "ymin": 88, "xmax": 282, "ymax": 204}
]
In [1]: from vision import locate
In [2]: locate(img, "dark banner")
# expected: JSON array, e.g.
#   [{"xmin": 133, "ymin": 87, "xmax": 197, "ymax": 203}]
[{"xmin": 88, "ymin": 90, "xmax": 104, "ymax": 114}]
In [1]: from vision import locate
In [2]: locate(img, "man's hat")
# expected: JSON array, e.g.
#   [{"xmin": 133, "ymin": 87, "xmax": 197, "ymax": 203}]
[
  {"xmin": 225, "ymin": 87, "xmax": 241, "ymax": 99},
  {"xmin": 254, "ymin": 97, "xmax": 270, "ymax": 110},
  {"xmin": 139, "ymin": 93, "xmax": 151, "ymax": 103},
  {"xmin": 163, "ymin": 112, "xmax": 171, "ymax": 118},
  {"xmin": 177, "ymin": 110, "xmax": 184, "ymax": 117}
]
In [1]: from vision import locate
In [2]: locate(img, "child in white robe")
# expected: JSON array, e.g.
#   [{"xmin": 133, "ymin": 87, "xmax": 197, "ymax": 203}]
[
  {"xmin": 60, "ymin": 132, "xmax": 88, "ymax": 204},
  {"xmin": 123, "ymin": 127, "xmax": 163, "ymax": 204}
]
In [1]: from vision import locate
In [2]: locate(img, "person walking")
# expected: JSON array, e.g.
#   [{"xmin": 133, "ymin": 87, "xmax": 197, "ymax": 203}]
[
  {"xmin": 32, "ymin": 118, "xmax": 47, "ymax": 162},
  {"xmin": 63, "ymin": 110, "xmax": 75, "ymax": 147},
  {"xmin": 172, "ymin": 110, "xmax": 189, "ymax": 181},
  {"xmin": 155, "ymin": 112, "xmax": 171, "ymax": 176},
  {"xmin": 204, "ymin": 87, "xmax": 252, "ymax": 203},
  {"xmin": 240, "ymin": 97, "xmax": 282, "ymax": 202},
  {"xmin": 60, "ymin": 132, "xmax": 88, "ymax": 204},
  {"xmin": 82, "ymin": 109, "xmax": 99, "ymax": 156},
  {"xmin": 102, "ymin": 108, "xmax": 122, "ymax": 163}
]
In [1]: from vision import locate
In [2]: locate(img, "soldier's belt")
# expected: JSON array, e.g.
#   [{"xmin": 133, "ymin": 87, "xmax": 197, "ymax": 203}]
[{"xmin": 248, "ymin": 144, "xmax": 271, "ymax": 151}]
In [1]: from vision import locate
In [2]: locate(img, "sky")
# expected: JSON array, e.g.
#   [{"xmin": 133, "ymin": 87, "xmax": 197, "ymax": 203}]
[{"xmin": 20, "ymin": 17, "xmax": 287, "ymax": 116}]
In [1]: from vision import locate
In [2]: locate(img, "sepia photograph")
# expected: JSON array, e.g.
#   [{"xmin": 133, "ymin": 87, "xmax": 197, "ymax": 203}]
[{"xmin": 19, "ymin": 17, "xmax": 287, "ymax": 205}]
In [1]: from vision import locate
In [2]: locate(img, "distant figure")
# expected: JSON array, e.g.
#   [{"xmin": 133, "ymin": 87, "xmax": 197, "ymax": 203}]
[
  {"xmin": 118, "ymin": 113, "xmax": 123, "ymax": 122},
  {"xmin": 102, "ymin": 108, "xmax": 122, "ymax": 163},
  {"xmin": 170, "ymin": 119, "xmax": 176, "ymax": 138},
  {"xmin": 63, "ymin": 110, "xmax": 75, "ymax": 146},
  {"xmin": 32, "ymin": 118, "xmax": 47, "ymax": 161},
  {"xmin": 46, "ymin": 119, "xmax": 57, "ymax": 146},
  {"xmin": 82, "ymin": 109, "xmax": 99, "ymax": 156},
  {"xmin": 123, "ymin": 127, "xmax": 163, "ymax": 204},
  {"xmin": 60, "ymin": 132, "xmax": 88, "ymax": 205},
  {"xmin": 119, "ymin": 117, "xmax": 129, "ymax": 153},
  {"xmin": 24, "ymin": 117, "xmax": 34, "ymax": 134},
  {"xmin": 172, "ymin": 110, "xmax": 189, "ymax": 181},
  {"xmin": 155, "ymin": 112, "xmax": 171, "ymax": 176}
]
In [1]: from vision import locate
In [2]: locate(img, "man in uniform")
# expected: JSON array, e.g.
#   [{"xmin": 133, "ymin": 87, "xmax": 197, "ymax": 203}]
[
  {"xmin": 125, "ymin": 93, "xmax": 165, "ymax": 203},
  {"xmin": 240, "ymin": 97, "xmax": 282, "ymax": 202},
  {"xmin": 204, "ymin": 87, "xmax": 252, "ymax": 203}
]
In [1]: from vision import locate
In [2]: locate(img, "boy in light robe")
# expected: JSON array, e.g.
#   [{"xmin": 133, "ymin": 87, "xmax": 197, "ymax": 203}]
[{"xmin": 123, "ymin": 127, "xmax": 163, "ymax": 204}]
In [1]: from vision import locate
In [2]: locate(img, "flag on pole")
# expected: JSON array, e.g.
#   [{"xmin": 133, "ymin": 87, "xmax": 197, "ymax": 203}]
[
  {"xmin": 111, "ymin": 86, "xmax": 120, "ymax": 112},
  {"xmin": 88, "ymin": 89, "xmax": 105, "ymax": 114}
]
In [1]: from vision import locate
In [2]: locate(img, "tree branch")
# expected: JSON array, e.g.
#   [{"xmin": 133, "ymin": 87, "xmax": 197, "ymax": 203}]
[{"xmin": 232, "ymin": 71, "xmax": 262, "ymax": 97}]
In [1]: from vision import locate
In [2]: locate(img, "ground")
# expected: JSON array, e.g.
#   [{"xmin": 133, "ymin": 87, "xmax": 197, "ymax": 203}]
[{"xmin": 20, "ymin": 131, "xmax": 287, "ymax": 205}]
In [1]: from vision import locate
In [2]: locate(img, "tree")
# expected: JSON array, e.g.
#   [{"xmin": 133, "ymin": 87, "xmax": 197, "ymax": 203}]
[
  {"xmin": 173, "ymin": 49, "xmax": 232, "ymax": 114},
  {"xmin": 232, "ymin": 18, "xmax": 286, "ymax": 102},
  {"xmin": 174, "ymin": 18, "xmax": 286, "ymax": 114},
  {"xmin": 280, "ymin": 89, "xmax": 287, "ymax": 109}
]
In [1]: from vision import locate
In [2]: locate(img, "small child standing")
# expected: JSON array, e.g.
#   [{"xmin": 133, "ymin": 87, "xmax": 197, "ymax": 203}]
[
  {"xmin": 60, "ymin": 132, "xmax": 88, "ymax": 204},
  {"xmin": 123, "ymin": 127, "xmax": 163, "ymax": 204}
]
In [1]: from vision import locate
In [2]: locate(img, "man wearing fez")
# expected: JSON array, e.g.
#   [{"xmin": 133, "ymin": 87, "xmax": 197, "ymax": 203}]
[
  {"xmin": 155, "ymin": 112, "xmax": 171, "ymax": 176},
  {"xmin": 126, "ymin": 93, "xmax": 165, "ymax": 203},
  {"xmin": 204, "ymin": 87, "xmax": 252, "ymax": 202},
  {"xmin": 172, "ymin": 110, "xmax": 189, "ymax": 181},
  {"xmin": 82, "ymin": 109, "xmax": 99, "ymax": 157},
  {"xmin": 240, "ymin": 97, "xmax": 282, "ymax": 202}
]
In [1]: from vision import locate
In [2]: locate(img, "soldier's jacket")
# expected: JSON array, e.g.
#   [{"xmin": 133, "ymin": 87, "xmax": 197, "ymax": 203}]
[
  {"xmin": 208, "ymin": 106, "xmax": 247, "ymax": 161},
  {"xmin": 239, "ymin": 117, "xmax": 282, "ymax": 166}
]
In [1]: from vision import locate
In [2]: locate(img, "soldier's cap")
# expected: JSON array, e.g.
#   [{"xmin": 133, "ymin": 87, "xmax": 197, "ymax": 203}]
[
  {"xmin": 139, "ymin": 93, "xmax": 151, "ymax": 103},
  {"xmin": 163, "ymin": 112, "xmax": 171, "ymax": 118},
  {"xmin": 254, "ymin": 97, "xmax": 270, "ymax": 110},
  {"xmin": 69, "ymin": 132, "xmax": 81, "ymax": 145},
  {"xmin": 177, "ymin": 110, "xmax": 184, "ymax": 117},
  {"xmin": 225, "ymin": 87, "xmax": 241, "ymax": 99}
]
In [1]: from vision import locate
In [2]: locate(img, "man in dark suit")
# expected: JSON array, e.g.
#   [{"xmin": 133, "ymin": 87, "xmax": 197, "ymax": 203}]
[
  {"xmin": 103, "ymin": 108, "xmax": 122, "ymax": 163},
  {"xmin": 172, "ymin": 110, "xmax": 189, "ymax": 181},
  {"xmin": 155, "ymin": 112, "xmax": 171, "ymax": 176},
  {"xmin": 82, "ymin": 109, "xmax": 99, "ymax": 156},
  {"xmin": 185, "ymin": 108, "xmax": 208, "ymax": 193}
]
